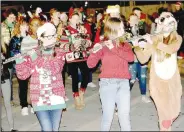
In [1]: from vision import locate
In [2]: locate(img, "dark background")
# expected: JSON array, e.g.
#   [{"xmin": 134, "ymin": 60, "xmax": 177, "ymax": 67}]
[{"xmin": 2, "ymin": 1, "xmax": 178, "ymax": 12}]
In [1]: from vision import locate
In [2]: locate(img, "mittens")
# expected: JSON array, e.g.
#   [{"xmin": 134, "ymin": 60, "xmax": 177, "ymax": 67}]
[{"xmin": 27, "ymin": 49, "xmax": 38, "ymax": 61}]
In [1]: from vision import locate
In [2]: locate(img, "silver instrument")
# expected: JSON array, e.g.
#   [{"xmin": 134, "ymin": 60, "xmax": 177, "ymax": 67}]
[{"xmin": 3, "ymin": 29, "xmax": 176, "ymax": 64}]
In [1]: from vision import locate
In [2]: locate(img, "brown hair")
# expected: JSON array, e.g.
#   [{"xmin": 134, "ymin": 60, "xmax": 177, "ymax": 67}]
[
  {"xmin": 50, "ymin": 8, "xmax": 58, "ymax": 17},
  {"xmin": 12, "ymin": 17, "xmax": 28, "ymax": 37},
  {"xmin": 28, "ymin": 17, "xmax": 42, "ymax": 35}
]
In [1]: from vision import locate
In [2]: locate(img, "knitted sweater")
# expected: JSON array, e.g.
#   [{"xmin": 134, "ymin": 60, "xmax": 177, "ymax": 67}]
[
  {"xmin": 87, "ymin": 42, "xmax": 134, "ymax": 79},
  {"xmin": 15, "ymin": 48, "xmax": 67, "ymax": 111},
  {"xmin": 64, "ymin": 25, "xmax": 91, "ymax": 63},
  {"xmin": 20, "ymin": 35, "xmax": 38, "ymax": 54}
]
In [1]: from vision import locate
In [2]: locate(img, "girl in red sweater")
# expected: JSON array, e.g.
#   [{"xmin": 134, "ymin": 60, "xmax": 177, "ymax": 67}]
[{"xmin": 87, "ymin": 17, "xmax": 134, "ymax": 131}]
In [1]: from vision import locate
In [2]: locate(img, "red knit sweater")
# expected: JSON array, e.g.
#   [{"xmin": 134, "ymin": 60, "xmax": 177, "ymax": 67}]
[
  {"xmin": 15, "ymin": 48, "xmax": 66, "ymax": 105},
  {"xmin": 87, "ymin": 42, "xmax": 134, "ymax": 79}
]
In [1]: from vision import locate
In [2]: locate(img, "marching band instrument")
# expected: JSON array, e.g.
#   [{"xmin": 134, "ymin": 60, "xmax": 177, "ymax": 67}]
[{"xmin": 3, "ymin": 29, "xmax": 176, "ymax": 64}]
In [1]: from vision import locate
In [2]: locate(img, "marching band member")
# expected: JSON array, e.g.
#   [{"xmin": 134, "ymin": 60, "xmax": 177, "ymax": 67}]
[
  {"xmin": 17, "ymin": 17, "xmax": 42, "ymax": 116},
  {"xmin": 1, "ymin": 8, "xmax": 18, "ymax": 104},
  {"xmin": 87, "ymin": 17, "xmax": 134, "ymax": 131},
  {"xmin": 15, "ymin": 22, "xmax": 68, "ymax": 131},
  {"xmin": 132, "ymin": 12, "xmax": 182, "ymax": 131},
  {"xmin": 9, "ymin": 15, "xmax": 34, "ymax": 116},
  {"xmin": 127, "ymin": 14, "xmax": 151, "ymax": 103},
  {"xmin": 64, "ymin": 8, "xmax": 92, "ymax": 110},
  {"xmin": 1, "ymin": 33, "xmax": 17, "ymax": 132}
]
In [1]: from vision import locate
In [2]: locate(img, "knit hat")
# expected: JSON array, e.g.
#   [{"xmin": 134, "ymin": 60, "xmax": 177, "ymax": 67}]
[
  {"xmin": 175, "ymin": 2, "xmax": 182, "ymax": 6},
  {"xmin": 37, "ymin": 22, "xmax": 56, "ymax": 40}
]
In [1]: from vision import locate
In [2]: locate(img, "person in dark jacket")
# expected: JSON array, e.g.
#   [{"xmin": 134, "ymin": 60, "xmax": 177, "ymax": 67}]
[
  {"xmin": 1, "ymin": 38, "xmax": 17, "ymax": 132},
  {"xmin": 9, "ymin": 16, "xmax": 34, "ymax": 116},
  {"xmin": 173, "ymin": 2, "xmax": 184, "ymax": 57}
]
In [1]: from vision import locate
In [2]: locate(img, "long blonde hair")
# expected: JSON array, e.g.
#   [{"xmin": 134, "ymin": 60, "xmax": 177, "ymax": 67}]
[
  {"xmin": 155, "ymin": 32, "xmax": 177, "ymax": 62},
  {"xmin": 104, "ymin": 17, "xmax": 124, "ymax": 47},
  {"xmin": 104, "ymin": 17, "xmax": 121, "ymax": 39}
]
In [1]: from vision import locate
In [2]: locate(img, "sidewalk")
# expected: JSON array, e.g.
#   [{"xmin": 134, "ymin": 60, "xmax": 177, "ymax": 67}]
[{"xmin": 1, "ymin": 74, "xmax": 184, "ymax": 131}]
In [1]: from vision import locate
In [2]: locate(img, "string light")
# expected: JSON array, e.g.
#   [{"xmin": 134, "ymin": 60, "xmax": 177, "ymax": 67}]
[{"xmin": 85, "ymin": 1, "xmax": 88, "ymax": 7}]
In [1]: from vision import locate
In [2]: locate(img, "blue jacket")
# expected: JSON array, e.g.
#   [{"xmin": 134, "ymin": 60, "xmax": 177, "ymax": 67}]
[{"xmin": 9, "ymin": 36, "xmax": 23, "ymax": 72}]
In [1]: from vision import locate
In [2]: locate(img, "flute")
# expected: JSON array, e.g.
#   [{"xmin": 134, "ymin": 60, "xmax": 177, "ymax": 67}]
[
  {"xmin": 2, "ymin": 40, "xmax": 72, "ymax": 65},
  {"xmin": 3, "ymin": 29, "xmax": 176, "ymax": 64},
  {"xmin": 129, "ymin": 29, "xmax": 177, "ymax": 48}
]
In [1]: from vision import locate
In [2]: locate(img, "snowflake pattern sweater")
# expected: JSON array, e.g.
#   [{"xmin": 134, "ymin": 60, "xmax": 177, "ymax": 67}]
[{"xmin": 15, "ymin": 48, "xmax": 67, "ymax": 111}]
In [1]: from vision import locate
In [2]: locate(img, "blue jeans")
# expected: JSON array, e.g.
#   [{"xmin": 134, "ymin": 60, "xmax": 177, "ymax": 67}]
[
  {"xmin": 35, "ymin": 109, "xmax": 62, "ymax": 131},
  {"xmin": 129, "ymin": 62, "xmax": 147, "ymax": 95},
  {"xmin": 99, "ymin": 78, "xmax": 131, "ymax": 131}
]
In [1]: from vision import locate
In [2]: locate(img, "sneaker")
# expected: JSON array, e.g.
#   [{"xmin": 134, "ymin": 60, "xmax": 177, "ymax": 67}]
[
  {"xmin": 30, "ymin": 107, "xmax": 34, "ymax": 114},
  {"xmin": 141, "ymin": 95, "xmax": 151, "ymax": 103},
  {"xmin": 65, "ymin": 96, "xmax": 69, "ymax": 101},
  {"xmin": 21, "ymin": 107, "xmax": 29, "ymax": 116},
  {"xmin": 67, "ymin": 76, "xmax": 72, "ymax": 80},
  {"xmin": 78, "ymin": 82, "xmax": 81, "ymax": 88},
  {"xmin": 10, "ymin": 129, "xmax": 17, "ymax": 132},
  {"xmin": 129, "ymin": 82, "xmax": 134, "ymax": 91},
  {"xmin": 115, "ymin": 108, "xmax": 118, "ymax": 115},
  {"xmin": 10, "ymin": 101, "xmax": 16, "ymax": 107},
  {"xmin": 177, "ymin": 56, "xmax": 183, "ymax": 59},
  {"xmin": 87, "ymin": 82, "xmax": 97, "ymax": 88}
]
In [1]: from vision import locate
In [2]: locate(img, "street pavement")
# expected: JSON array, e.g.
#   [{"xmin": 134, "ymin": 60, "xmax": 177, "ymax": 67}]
[{"xmin": 1, "ymin": 73, "xmax": 184, "ymax": 131}]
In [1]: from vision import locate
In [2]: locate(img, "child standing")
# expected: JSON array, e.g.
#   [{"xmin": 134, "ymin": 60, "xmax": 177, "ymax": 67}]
[{"xmin": 87, "ymin": 17, "xmax": 134, "ymax": 131}]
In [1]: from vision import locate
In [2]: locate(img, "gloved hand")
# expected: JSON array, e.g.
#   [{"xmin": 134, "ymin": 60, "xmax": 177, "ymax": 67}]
[
  {"xmin": 131, "ymin": 36, "xmax": 139, "ymax": 47},
  {"xmin": 27, "ymin": 49, "xmax": 38, "ymax": 61},
  {"xmin": 138, "ymin": 40, "xmax": 147, "ymax": 48},
  {"xmin": 142, "ymin": 34, "xmax": 153, "ymax": 45}
]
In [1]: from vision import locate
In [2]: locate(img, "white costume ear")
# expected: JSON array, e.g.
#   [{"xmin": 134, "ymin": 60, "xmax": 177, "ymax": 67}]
[
  {"xmin": 35, "ymin": 7, "xmax": 42, "ymax": 17},
  {"xmin": 27, "ymin": 11, "xmax": 33, "ymax": 18},
  {"xmin": 42, "ymin": 14, "xmax": 48, "ymax": 21}
]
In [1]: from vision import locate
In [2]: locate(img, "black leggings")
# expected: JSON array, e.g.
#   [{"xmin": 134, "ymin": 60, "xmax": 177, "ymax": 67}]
[
  {"xmin": 62, "ymin": 62, "xmax": 71, "ymax": 87},
  {"xmin": 17, "ymin": 77, "xmax": 29, "ymax": 108},
  {"xmin": 68, "ymin": 61, "xmax": 89, "ymax": 93}
]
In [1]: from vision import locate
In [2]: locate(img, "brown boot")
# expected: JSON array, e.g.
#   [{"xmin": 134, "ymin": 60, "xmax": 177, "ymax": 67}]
[
  {"xmin": 74, "ymin": 96, "xmax": 83, "ymax": 110},
  {"xmin": 79, "ymin": 90, "xmax": 85, "ymax": 108}
]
